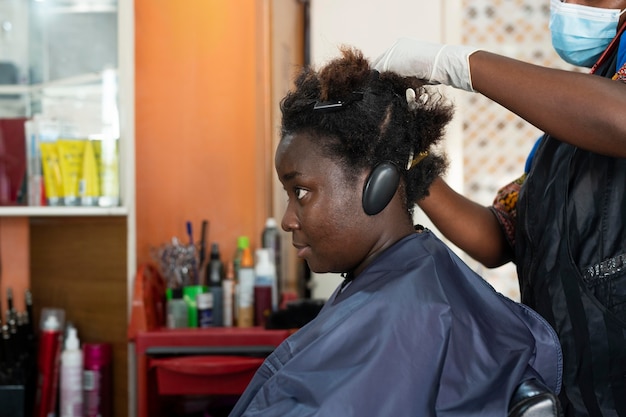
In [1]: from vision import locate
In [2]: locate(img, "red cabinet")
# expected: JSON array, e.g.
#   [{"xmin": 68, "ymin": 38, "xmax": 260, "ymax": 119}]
[{"xmin": 134, "ymin": 327, "xmax": 291, "ymax": 417}]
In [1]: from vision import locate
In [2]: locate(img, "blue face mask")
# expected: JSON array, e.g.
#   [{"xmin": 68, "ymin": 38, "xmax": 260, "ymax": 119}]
[{"xmin": 549, "ymin": 0, "xmax": 626, "ymax": 67}]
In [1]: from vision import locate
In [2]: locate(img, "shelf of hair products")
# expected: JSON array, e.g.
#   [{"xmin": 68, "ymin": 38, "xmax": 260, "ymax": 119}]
[
  {"xmin": 0, "ymin": 289, "xmax": 112, "ymax": 417},
  {"xmin": 151, "ymin": 218, "xmax": 321, "ymax": 332},
  {"xmin": 0, "ymin": 68, "xmax": 121, "ymax": 210}
]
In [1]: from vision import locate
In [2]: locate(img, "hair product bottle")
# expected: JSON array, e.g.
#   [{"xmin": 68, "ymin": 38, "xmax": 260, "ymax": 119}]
[
  {"xmin": 33, "ymin": 308, "xmax": 65, "ymax": 417},
  {"xmin": 60, "ymin": 324, "xmax": 83, "ymax": 417},
  {"xmin": 196, "ymin": 292, "xmax": 214, "ymax": 328},
  {"xmin": 222, "ymin": 261, "xmax": 235, "ymax": 327},
  {"xmin": 262, "ymin": 218, "xmax": 282, "ymax": 297},
  {"xmin": 206, "ymin": 242, "xmax": 224, "ymax": 326},
  {"xmin": 237, "ymin": 246, "xmax": 255, "ymax": 328},
  {"xmin": 232, "ymin": 236, "xmax": 249, "ymax": 326},
  {"xmin": 166, "ymin": 287, "xmax": 188, "ymax": 329},
  {"xmin": 83, "ymin": 343, "xmax": 112, "ymax": 417},
  {"xmin": 254, "ymin": 248, "xmax": 277, "ymax": 327}
]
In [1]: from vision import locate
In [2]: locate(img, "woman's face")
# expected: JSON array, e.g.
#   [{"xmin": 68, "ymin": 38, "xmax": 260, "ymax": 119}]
[{"xmin": 275, "ymin": 131, "xmax": 380, "ymax": 274}]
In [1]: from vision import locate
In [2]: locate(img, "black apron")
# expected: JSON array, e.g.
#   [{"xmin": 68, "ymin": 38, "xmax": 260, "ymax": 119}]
[{"xmin": 516, "ymin": 40, "xmax": 626, "ymax": 417}]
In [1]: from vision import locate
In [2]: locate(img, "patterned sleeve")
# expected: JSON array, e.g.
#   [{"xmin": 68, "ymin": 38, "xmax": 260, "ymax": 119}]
[
  {"xmin": 613, "ymin": 62, "xmax": 626, "ymax": 81},
  {"xmin": 488, "ymin": 173, "xmax": 527, "ymax": 250}
]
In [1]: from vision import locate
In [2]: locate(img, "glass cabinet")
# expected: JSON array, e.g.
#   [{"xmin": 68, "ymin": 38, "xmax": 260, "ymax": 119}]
[
  {"xmin": 0, "ymin": 0, "xmax": 125, "ymax": 213},
  {"xmin": 0, "ymin": 1, "xmax": 134, "ymax": 415}
]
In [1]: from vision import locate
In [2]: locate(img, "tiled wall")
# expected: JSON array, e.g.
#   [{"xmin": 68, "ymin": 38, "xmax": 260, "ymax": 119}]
[{"xmin": 459, "ymin": 0, "xmax": 580, "ymax": 299}]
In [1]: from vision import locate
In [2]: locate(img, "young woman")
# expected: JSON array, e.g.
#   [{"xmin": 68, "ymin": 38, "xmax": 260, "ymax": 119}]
[
  {"xmin": 374, "ymin": 1, "xmax": 626, "ymax": 415},
  {"xmin": 228, "ymin": 47, "xmax": 561, "ymax": 417}
]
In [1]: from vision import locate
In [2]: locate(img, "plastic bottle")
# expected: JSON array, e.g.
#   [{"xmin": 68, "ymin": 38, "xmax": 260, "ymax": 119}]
[
  {"xmin": 237, "ymin": 246, "xmax": 255, "ymax": 328},
  {"xmin": 233, "ymin": 236, "xmax": 249, "ymax": 326},
  {"xmin": 262, "ymin": 218, "xmax": 282, "ymax": 296},
  {"xmin": 254, "ymin": 248, "xmax": 277, "ymax": 327},
  {"xmin": 206, "ymin": 242, "xmax": 224, "ymax": 326},
  {"xmin": 33, "ymin": 308, "xmax": 65, "ymax": 417},
  {"xmin": 196, "ymin": 292, "xmax": 214, "ymax": 328},
  {"xmin": 222, "ymin": 260, "xmax": 235, "ymax": 327},
  {"xmin": 233, "ymin": 236, "xmax": 250, "ymax": 279},
  {"xmin": 83, "ymin": 343, "xmax": 112, "ymax": 417},
  {"xmin": 166, "ymin": 287, "xmax": 188, "ymax": 328},
  {"xmin": 60, "ymin": 325, "xmax": 83, "ymax": 417}
]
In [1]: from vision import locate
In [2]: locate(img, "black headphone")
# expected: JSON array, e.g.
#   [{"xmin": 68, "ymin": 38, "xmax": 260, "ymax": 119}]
[{"xmin": 362, "ymin": 162, "xmax": 401, "ymax": 216}]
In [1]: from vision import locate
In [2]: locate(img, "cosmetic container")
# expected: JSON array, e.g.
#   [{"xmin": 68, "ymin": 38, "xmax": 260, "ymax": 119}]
[
  {"xmin": 60, "ymin": 325, "xmax": 83, "ymax": 417},
  {"xmin": 206, "ymin": 243, "xmax": 224, "ymax": 326},
  {"xmin": 254, "ymin": 248, "xmax": 277, "ymax": 327},
  {"xmin": 197, "ymin": 292, "xmax": 214, "ymax": 328},
  {"xmin": 262, "ymin": 218, "xmax": 282, "ymax": 296},
  {"xmin": 237, "ymin": 247, "xmax": 255, "ymax": 328},
  {"xmin": 166, "ymin": 288, "xmax": 188, "ymax": 329},
  {"xmin": 222, "ymin": 261, "xmax": 235, "ymax": 327},
  {"xmin": 83, "ymin": 343, "xmax": 112, "ymax": 417},
  {"xmin": 33, "ymin": 308, "xmax": 65, "ymax": 417}
]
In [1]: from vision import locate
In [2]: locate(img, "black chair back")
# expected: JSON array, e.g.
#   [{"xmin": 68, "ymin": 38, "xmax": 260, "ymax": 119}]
[{"xmin": 508, "ymin": 379, "xmax": 563, "ymax": 417}]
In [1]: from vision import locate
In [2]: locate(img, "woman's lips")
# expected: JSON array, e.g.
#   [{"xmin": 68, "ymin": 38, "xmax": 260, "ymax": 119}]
[{"xmin": 292, "ymin": 243, "xmax": 309, "ymax": 258}]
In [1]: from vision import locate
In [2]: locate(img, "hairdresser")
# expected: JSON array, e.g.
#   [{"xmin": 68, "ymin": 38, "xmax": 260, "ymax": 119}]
[{"xmin": 374, "ymin": 1, "xmax": 626, "ymax": 416}]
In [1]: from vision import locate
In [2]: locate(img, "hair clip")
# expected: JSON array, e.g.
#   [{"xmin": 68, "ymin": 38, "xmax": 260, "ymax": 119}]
[
  {"xmin": 406, "ymin": 150, "xmax": 429, "ymax": 170},
  {"xmin": 313, "ymin": 91, "xmax": 364, "ymax": 113},
  {"xmin": 405, "ymin": 88, "xmax": 418, "ymax": 111}
]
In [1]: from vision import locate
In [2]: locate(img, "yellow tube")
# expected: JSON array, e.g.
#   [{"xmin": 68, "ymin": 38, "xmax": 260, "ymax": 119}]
[
  {"xmin": 57, "ymin": 138, "xmax": 86, "ymax": 206},
  {"xmin": 39, "ymin": 142, "xmax": 64, "ymax": 206},
  {"xmin": 79, "ymin": 139, "xmax": 100, "ymax": 206},
  {"xmin": 92, "ymin": 138, "xmax": 120, "ymax": 207}
]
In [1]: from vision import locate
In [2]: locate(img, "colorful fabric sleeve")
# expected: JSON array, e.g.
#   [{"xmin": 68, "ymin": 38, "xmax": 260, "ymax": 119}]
[{"xmin": 488, "ymin": 173, "xmax": 527, "ymax": 250}]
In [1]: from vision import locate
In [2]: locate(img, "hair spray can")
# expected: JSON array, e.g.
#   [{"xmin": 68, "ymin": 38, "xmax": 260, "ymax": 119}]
[
  {"xmin": 83, "ymin": 343, "xmax": 112, "ymax": 417},
  {"xmin": 60, "ymin": 325, "xmax": 83, "ymax": 417},
  {"xmin": 33, "ymin": 308, "xmax": 66, "ymax": 417}
]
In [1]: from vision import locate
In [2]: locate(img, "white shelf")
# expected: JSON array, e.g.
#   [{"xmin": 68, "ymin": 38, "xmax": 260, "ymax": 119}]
[
  {"xmin": 0, "ymin": 205, "xmax": 128, "ymax": 217},
  {"xmin": 0, "ymin": 72, "xmax": 109, "ymax": 95}
]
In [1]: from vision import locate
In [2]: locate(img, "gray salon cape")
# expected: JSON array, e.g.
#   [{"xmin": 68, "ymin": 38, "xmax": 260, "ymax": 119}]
[{"xmin": 229, "ymin": 231, "xmax": 562, "ymax": 417}]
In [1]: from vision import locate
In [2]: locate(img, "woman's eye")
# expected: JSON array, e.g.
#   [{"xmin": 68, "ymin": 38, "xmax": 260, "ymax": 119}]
[{"xmin": 295, "ymin": 187, "xmax": 308, "ymax": 200}]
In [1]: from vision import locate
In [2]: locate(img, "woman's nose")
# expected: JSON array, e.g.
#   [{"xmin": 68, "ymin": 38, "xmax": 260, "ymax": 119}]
[{"xmin": 281, "ymin": 205, "xmax": 299, "ymax": 232}]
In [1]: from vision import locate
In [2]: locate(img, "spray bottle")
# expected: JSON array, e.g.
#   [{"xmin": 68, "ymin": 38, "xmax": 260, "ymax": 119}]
[
  {"xmin": 222, "ymin": 260, "xmax": 235, "ymax": 327},
  {"xmin": 206, "ymin": 242, "xmax": 224, "ymax": 326},
  {"xmin": 254, "ymin": 248, "xmax": 277, "ymax": 327},
  {"xmin": 237, "ymin": 246, "xmax": 255, "ymax": 328},
  {"xmin": 60, "ymin": 324, "xmax": 83, "ymax": 417},
  {"xmin": 233, "ymin": 236, "xmax": 249, "ymax": 326},
  {"xmin": 83, "ymin": 343, "xmax": 112, "ymax": 417},
  {"xmin": 33, "ymin": 308, "xmax": 65, "ymax": 417},
  {"xmin": 261, "ymin": 218, "xmax": 282, "ymax": 297}
]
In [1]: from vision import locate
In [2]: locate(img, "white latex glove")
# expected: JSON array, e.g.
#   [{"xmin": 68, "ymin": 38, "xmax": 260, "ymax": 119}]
[{"xmin": 373, "ymin": 38, "xmax": 480, "ymax": 92}]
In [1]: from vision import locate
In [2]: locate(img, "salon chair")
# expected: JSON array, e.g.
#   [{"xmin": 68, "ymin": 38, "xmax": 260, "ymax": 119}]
[{"xmin": 508, "ymin": 378, "xmax": 563, "ymax": 417}]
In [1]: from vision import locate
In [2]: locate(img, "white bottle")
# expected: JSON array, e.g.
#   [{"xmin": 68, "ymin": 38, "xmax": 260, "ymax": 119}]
[{"xmin": 60, "ymin": 325, "xmax": 83, "ymax": 417}]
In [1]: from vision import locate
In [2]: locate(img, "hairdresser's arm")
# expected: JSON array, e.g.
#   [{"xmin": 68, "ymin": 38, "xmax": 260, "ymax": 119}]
[
  {"xmin": 470, "ymin": 51, "xmax": 626, "ymax": 158},
  {"xmin": 418, "ymin": 177, "xmax": 512, "ymax": 268}
]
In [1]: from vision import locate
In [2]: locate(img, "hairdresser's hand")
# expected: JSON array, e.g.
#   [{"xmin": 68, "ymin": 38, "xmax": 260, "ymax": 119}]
[{"xmin": 373, "ymin": 38, "xmax": 480, "ymax": 92}]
